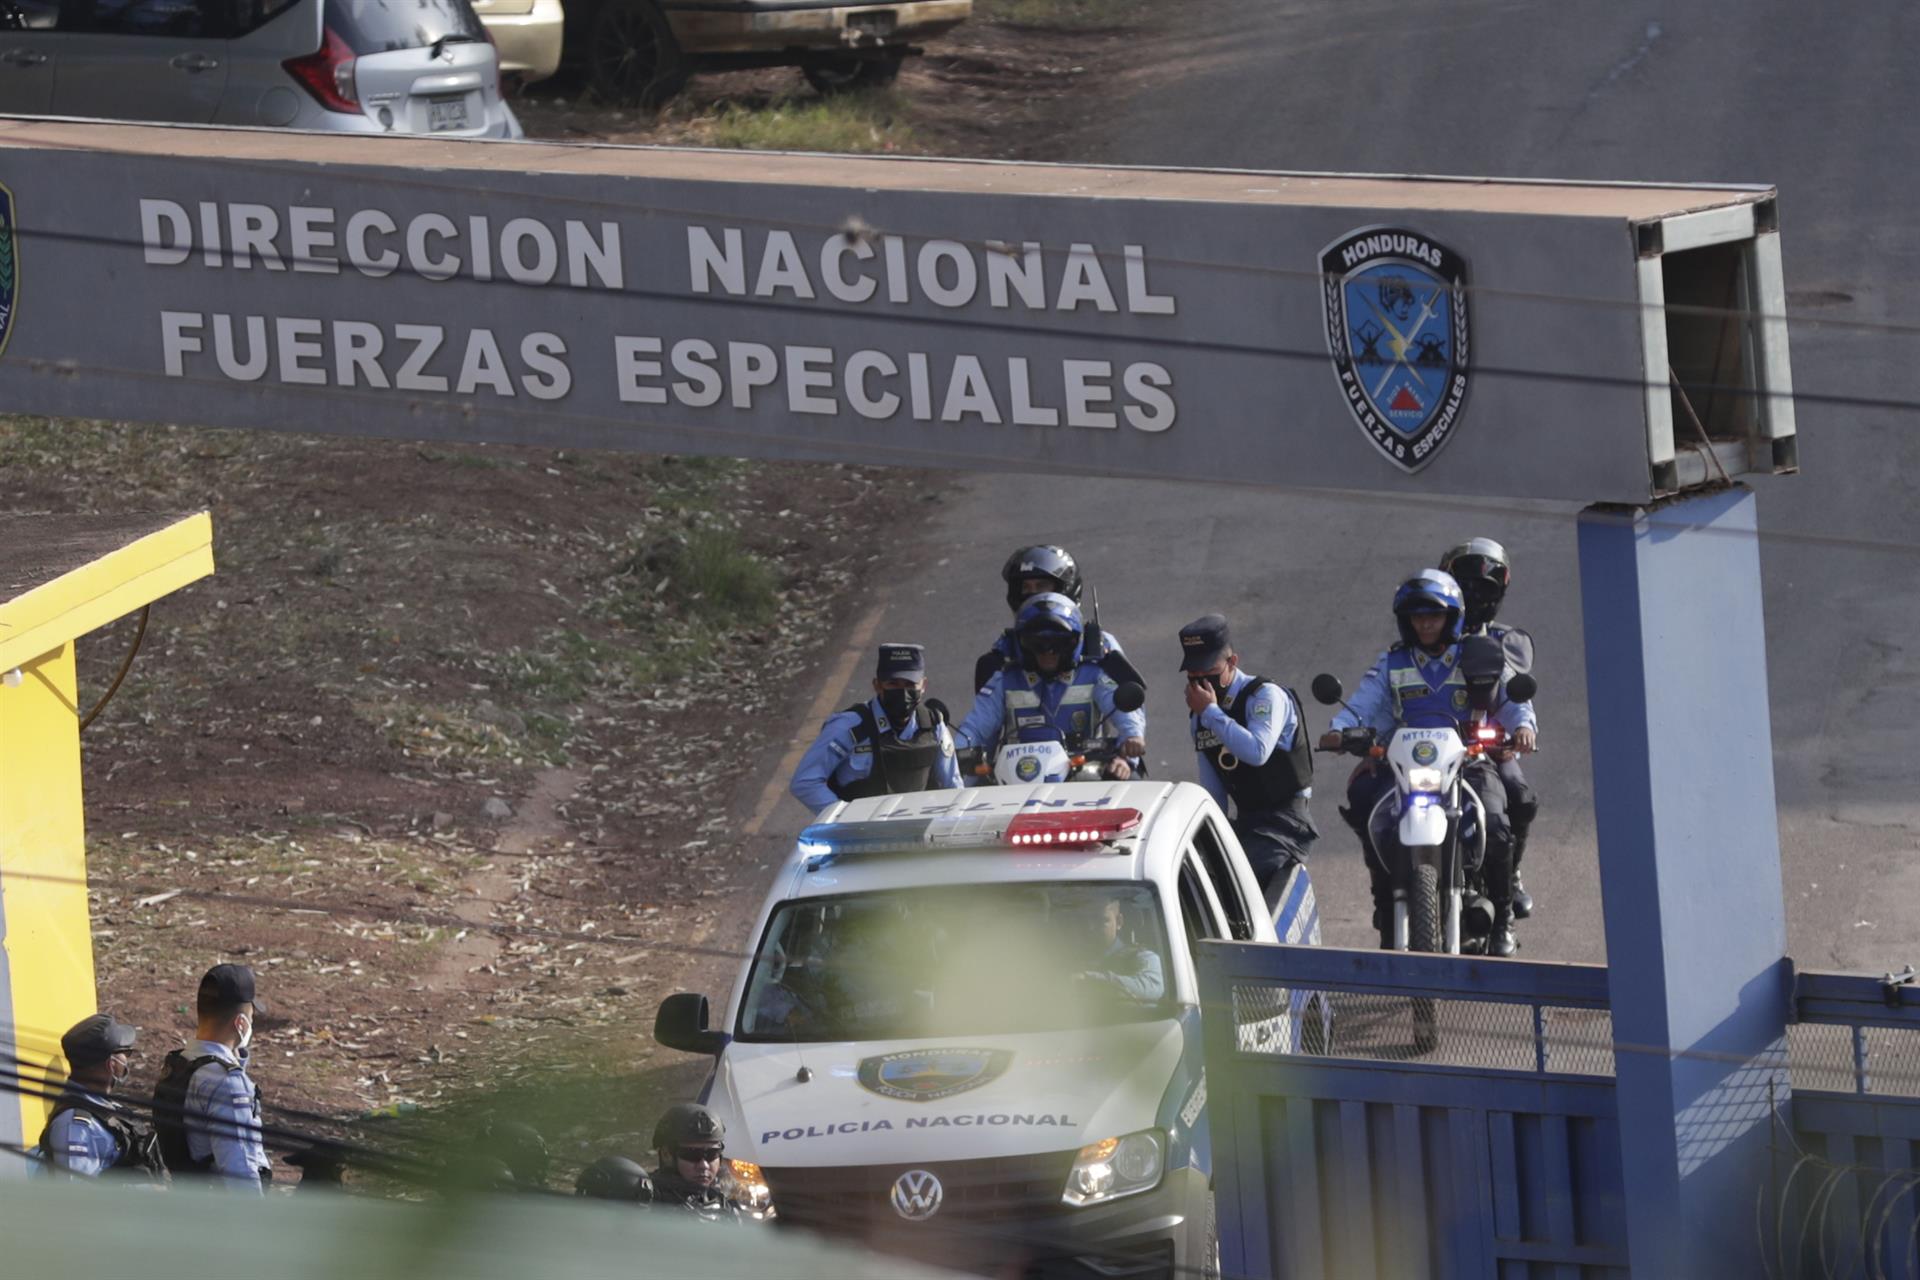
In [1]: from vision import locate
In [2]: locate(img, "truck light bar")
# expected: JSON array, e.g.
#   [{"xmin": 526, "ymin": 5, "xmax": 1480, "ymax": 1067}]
[
  {"xmin": 1004, "ymin": 808, "xmax": 1141, "ymax": 849},
  {"xmin": 798, "ymin": 807, "xmax": 1143, "ymax": 870}
]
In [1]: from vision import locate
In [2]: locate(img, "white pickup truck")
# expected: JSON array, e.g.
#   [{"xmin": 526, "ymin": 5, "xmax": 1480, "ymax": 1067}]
[{"xmin": 654, "ymin": 780, "xmax": 1326, "ymax": 1279}]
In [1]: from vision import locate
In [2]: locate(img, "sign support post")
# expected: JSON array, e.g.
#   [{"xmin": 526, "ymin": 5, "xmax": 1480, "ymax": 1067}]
[{"xmin": 1578, "ymin": 487, "xmax": 1793, "ymax": 1275}]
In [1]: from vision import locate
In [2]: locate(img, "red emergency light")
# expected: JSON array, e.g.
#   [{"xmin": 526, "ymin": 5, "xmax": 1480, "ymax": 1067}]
[{"xmin": 1004, "ymin": 808, "xmax": 1143, "ymax": 849}]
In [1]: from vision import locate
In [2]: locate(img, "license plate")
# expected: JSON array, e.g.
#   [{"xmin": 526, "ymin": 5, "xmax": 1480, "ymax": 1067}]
[
  {"xmin": 848, "ymin": 10, "xmax": 898, "ymax": 36},
  {"xmin": 428, "ymin": 96, "xmax": 470, "ymax": 132}
]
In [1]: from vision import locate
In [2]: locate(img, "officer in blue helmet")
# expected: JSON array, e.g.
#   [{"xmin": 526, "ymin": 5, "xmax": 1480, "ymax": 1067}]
[
  {"xmin": 974, "ymin": 545, "xmax": 1133, "ymax": 693},
  {"xmin": 1319, "ymin": 570, "xmax": 1536, "ymax": 956},
  {"xmin": 790, "ymin": 643, "xmax": 962, "ymax": 815},
  {"xmin": 955, "ymin": 592, "xmax": 1146, "ymax": 776}
]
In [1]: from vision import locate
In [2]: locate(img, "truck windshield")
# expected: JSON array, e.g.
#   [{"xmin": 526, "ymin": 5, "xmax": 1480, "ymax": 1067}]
[{"xmin": 736, "ymin": 882, "xmax": 1173, "ymax": 1043}]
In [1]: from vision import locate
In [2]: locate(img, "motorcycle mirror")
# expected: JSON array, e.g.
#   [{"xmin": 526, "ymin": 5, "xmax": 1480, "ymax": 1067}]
[
  {"xmin": 1506, "ymin": 673, "xmax": 1538, "ymax": 703},
  {"xmin": 1113, "ymin": 682, "xmax": 1146, "ymax": 713},
  {"xmin": 1310, "ymin": 674, "xmax": 1344, "ymax": 706}
]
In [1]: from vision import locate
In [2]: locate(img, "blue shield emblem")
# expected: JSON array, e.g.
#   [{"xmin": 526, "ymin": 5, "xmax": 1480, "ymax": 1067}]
[
  {"xmin": 1320, "ymin": 226, "xmax": 1471, "ymax": 473},
  {"xmin": 0, "ymin": 183, "xmax": 17, "ymax": 359},
  {"xmin": 858, "ymin": 1048, "xmax": 1013, "ymax": 1102}
]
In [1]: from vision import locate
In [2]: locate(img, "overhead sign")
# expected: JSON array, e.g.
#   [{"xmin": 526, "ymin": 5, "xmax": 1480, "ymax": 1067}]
[{"xmin": 0, "ymin": 121, "xmax": 1793, "ymax": 503}]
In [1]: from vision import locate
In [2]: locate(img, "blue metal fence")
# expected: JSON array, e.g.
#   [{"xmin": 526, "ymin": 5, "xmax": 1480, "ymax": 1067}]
[
  {"xmin": 1198, "ymin": 947, "xmax": 1920, "ymax": 1280},
  {"xmin": 1781, "ymin": 970, "xmax": 1920, "ymax": 1279},
  {"xmin": 1197, "ymin": 943, "xmax": 1628, "ymax": 1280}
]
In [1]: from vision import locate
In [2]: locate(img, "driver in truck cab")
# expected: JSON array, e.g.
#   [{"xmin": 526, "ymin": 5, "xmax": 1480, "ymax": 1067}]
[
  {"xmin": 955, "ymin": 593, "xmax": 1146, "ymax": 777},
  {"xmin": 1320, "ymin": 569, "xmax": 1536, "ymax": 956}
]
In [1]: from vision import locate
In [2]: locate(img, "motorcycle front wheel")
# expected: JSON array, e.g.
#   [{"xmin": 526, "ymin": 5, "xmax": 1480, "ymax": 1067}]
[{"xmin": 1409, "ymin": 861, "xmax": 1441, "ymax": 1053}]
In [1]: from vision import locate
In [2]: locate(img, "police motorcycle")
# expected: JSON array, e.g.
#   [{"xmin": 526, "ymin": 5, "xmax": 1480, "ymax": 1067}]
[
  {"xmin": 1311, "ymin": 637, "xmax": 1538, "ymax": 959},
  {"xmin": 956, "ymin": 681, "xmax": 1148, "ymax": 785}
]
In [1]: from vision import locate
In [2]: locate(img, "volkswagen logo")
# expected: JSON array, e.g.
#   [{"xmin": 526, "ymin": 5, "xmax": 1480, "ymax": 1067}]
[{"xmin": 890, "ymin": 1169, "xmax": 944, "ymax": 1221}]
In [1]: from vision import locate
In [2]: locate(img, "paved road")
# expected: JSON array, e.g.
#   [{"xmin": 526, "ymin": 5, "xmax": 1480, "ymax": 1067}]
[{"xmin": 764, "ymin": 0, "xmax": 1920, "ymax": 971}]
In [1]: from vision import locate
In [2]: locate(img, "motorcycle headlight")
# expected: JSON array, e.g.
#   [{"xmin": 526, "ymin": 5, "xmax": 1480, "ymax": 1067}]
[
  {"xmin": 1062, "ymin": 1129, "xmax": 1163, "ymax": 1207},
  {"xmin": 1405, "ymin": 766, "xmax": 1444, "ymax": 792},
  {"xmin": 723, "ymin": 1159, "xmax": 776, "ymax": 1219}
]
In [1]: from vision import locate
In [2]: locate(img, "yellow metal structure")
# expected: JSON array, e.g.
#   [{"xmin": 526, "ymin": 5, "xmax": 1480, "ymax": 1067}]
[{"xmin": 0, "ymin": 511, "xmax": 212, "ymax": 1154}]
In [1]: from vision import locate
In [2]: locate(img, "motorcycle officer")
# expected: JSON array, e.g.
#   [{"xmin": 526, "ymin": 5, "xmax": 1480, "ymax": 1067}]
[
  {"xmin": 974, "ymin": 545, "xmax": 1129, "ymax": 693},
  {"xmin": 649, "ymin": 1103, "xmax": 747, "ymax": 1220},
  {"xmin": 790, "ymin": 643, "xmax": 962, "ymax": 815},
  {"xmin": 1179, "ymin": 614, "xmax": 1318, "ymax": 916},
  {"xmin": 1440, "ymin": 538, "xmax": 1541, "ymax": 919},
  {"xmin": 1319, "ymin": 570, "xmax": 1536, "ymax": 956},
  {"xmin": 955, "ymin": 593, "xmax": 1146, "ymax": 777}
]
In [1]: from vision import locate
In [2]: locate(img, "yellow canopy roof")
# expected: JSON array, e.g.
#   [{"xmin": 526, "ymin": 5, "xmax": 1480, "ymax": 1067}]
[{"xmin": 0, "ymin": 511, "xmax": 213, "ymax": 671}]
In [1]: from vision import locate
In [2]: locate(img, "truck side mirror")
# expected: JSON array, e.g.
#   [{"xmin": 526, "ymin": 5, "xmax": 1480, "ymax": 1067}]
[{"xmin": 655, "ymin": 993, "xmax": 726, "ymax": 1056}]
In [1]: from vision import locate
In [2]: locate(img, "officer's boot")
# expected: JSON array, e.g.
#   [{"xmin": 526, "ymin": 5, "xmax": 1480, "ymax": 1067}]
[
  {"xmin": 1511, "ymin": 843, "xmax": 1533, "ymax": 920},
  {"xmin": 1488, "ymin": 905, "xmax": 1517, "ymax": 958}
]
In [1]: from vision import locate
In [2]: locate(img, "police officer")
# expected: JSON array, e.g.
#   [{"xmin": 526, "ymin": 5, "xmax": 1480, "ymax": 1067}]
[
  {"xmin": 649, "ymin": 1103, "xmax": 744, "ymax": 1219},
  {"xmin": 974, "ymin": 545, "xmax": 1128, "ymax": 692},
  {"xmin": 790, "ymin": 643, "xmax": 962, "ymax": 815},
  {"xmin": 153, "ymin": 963, "xmax": 271, "ymax": 1188},
  {"xmin": 1179, "ymin": 615, "xmax": 1318, "ymax": 915},
  {"xmin": 1319, "ymin": 571, "xmax": 1536, "ymax": 956},
  {"xmin": 956, "ymin": 593, "xmax": 1145, "ymax": 775},
  {"xmin": 37, "ymin": 1012, "xmax": 162, "ymax": 1179},
  {"xmin": 1440, "ymin": 538, "xmax": 1541, "ymax": 918}
]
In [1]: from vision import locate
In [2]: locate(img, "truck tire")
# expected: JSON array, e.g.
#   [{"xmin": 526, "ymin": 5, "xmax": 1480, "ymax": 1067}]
[
  {"xmin": 586, "ymin": 0, "xmax": 687, "ymax": 108},
  {"xmin": 1409, "ymin": 862, "xmax": 1440, "ymax": 1054},
  {"xmin": 803, "ymin": 52, "xmax": 906, "ymax": 95}
]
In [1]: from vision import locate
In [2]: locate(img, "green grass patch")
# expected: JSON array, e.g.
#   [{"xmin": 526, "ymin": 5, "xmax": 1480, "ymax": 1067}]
[
  {"xmin": 978, "ymin": 0, "xmax": 1151, "ymax": 29},
  {"xmin": 700, "ymin": 91, "xmax": 914, "ymax": 154}
]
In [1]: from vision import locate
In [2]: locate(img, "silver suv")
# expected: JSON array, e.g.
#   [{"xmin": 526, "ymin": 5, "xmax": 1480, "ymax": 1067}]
[{"xmin": 0, "ymin": 0, "xmax": 521, "ymax": 139}]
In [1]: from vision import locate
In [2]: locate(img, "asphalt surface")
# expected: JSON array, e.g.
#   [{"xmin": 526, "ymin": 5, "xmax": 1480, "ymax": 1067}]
[{"xmin": 761, "ymin": 0, "xmax": 1920, "ymax": 972}]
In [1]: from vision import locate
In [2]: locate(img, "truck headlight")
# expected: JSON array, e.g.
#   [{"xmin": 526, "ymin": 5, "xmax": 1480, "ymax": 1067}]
[
  {"xmin": 1062, "ymin": 1129, "xmax": 1163, "ymax": 1207},
  {"xmin": 724, "ymin": 1159, "xmax": 777, "ymax": 1219},
  {"xmin": 1405, "ymin": 766, "xmax": 1444, "ymax": 792}
]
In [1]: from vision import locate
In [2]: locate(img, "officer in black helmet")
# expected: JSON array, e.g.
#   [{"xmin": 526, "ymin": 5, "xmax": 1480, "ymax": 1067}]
[
  {"xmin": 975, "ymin": 545, "xmax": 1135, "ymax": 693},
  {"xmin": 36, "ymin": 1013, "xmax": 164, "ymax": 1179},
  {"xmin": 649, "ymin": 1103, "xmax": 744, "ymax": 1219},
  {"xmin": 576, "ymin": 1154, "xmax": 654, "ymax": 1204},
  {"xmin": 1439, "ymin": 538, "xmax": 1542, "ymax": 919}
]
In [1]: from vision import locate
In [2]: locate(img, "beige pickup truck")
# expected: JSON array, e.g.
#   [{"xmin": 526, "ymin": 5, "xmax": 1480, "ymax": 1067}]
[{"xmin": 562, "ymin": 0, "xmax": 973, "ymax": 104}]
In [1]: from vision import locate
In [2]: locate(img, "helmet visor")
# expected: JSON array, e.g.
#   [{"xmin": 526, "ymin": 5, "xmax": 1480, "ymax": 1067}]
[{"xmin": 1020, "ymin": 630, "xmax": 1078, "ymax": 662}]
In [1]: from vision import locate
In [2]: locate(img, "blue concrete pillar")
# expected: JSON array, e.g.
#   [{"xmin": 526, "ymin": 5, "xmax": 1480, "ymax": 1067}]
[{"xmin": 1578, "ymin": 487, "xmax": 1793, "ymax": 1276}]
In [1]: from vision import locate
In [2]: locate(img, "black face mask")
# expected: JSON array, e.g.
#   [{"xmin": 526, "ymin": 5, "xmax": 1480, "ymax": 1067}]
[
  {"xmin": 879, "ymin": 686, "xmax": 921, "ymax": 728},
  {"xmin": 1190, "ymin": 671, "xmax": 1232, "ymax": 700}
]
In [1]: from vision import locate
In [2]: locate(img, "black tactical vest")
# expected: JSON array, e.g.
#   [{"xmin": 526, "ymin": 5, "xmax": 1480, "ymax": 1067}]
[
  {"xmin": 152, "ymin": 1050, "xmax": 257, "ymax": 1176},
  {"xmin": 39, "ymin": 1093, "xmax": 167, "ymax": 1179},
  {"xmin": 830, "ymin": 703, "xmax": 942, "ymax": 801},
  {"xmin": 1194, "ymin": 677, "xmax": 1313, "ymax": 813}
]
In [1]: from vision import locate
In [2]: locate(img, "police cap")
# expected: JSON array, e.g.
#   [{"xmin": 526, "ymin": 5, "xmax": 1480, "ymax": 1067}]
[
  {"xmin": 875, "ymin": 643, "xmax": 926, "ymax": 682},
  {"xmin": 1178, "ymin": 614, "xmax": 1232, "ymax": 672},
  {"xmin": 61, "ymin": 1013, "xmax": 138, "ymax": 1069},
  {"xmin": 198, "ymin": 963, "xmax": 265, "ymax": 1015}
]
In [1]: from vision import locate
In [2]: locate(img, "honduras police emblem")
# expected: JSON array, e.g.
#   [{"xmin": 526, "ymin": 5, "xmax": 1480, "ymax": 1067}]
[
  {"xmin": 1320, "ymin": 226, "xmax": 1471, "ymax": 474},
  {"xmin": 858, "ymin": 1048, "xmax": 1013, "ymax": 1102},
  {"xmin": 0, "ymin": 184, "xmax": 17, "ymax": 358}
]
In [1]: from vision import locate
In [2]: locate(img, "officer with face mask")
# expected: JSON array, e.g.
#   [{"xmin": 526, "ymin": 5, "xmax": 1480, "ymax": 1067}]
[
  {"xmin": 36, "ymin": 1013, "xmax": 164, "ymax": 1179},
  {"xmin": 790, "ymin": 643, "xmax": 962, "ymax": 815},
  {"xmin": 1179, "ymin": 615, "xmax": 1318, "ymax": 915},
  {"xmin": 152, "ymin": 963, "xmax": 271, "ymax": 1189}
]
